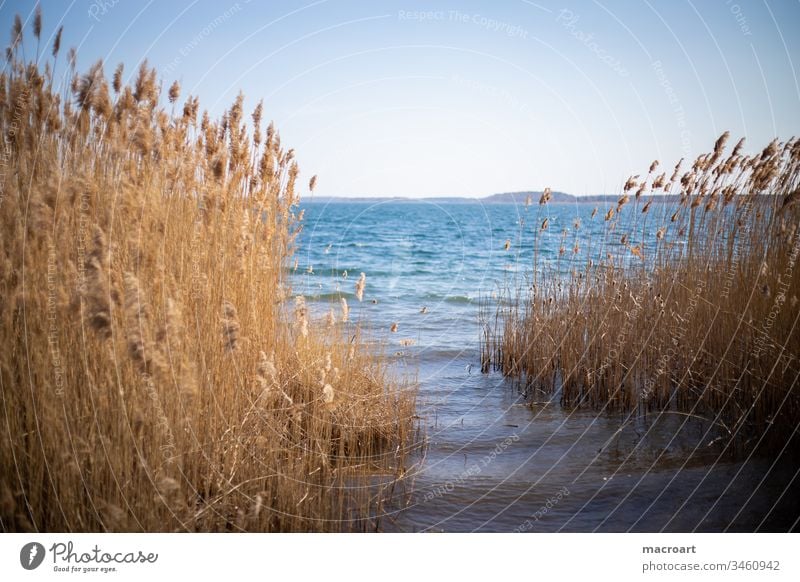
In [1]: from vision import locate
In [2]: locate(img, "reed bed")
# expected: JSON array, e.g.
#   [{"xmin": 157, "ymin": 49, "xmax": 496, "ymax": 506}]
[
  {"xmin": 0, "ymin": 14, "xmax": 415, "ymax": 532},
  {"xmin": 483, "ymin": 132, "xmax": 800, "ymax": 450}
]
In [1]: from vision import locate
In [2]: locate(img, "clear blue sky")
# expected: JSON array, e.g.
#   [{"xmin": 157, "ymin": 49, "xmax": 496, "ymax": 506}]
[{"xmin": 3, "ymin": 0, "xmax": 799, "ymax": 197}]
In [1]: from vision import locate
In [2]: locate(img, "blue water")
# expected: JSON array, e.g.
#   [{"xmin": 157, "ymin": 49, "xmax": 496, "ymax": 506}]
[
  {"xmin": 295, "ymin": 201, "xmax": 535, "ymax": 354},
  {"xmin": 295, "ymin": 201, "xmax": 799, "ymax": 532}
]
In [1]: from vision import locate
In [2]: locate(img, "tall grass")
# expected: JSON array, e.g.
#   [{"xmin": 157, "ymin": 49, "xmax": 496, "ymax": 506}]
[
  {"xmin": 0, "ymin": 15, "xmax": 415, "ymax": 532},
  {"xmin": 483, "ymin": 132, "xmax": 800, "ymax": 450}
]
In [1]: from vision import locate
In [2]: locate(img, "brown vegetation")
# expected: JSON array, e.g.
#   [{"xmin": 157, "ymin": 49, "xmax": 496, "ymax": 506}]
[
  {"xmin": 483, "ymin": 132, "xmax": 800, "ymax": 450},
  {"xmin": 0, "ymin": 16, "xmax": 414, "ymax": 532}
]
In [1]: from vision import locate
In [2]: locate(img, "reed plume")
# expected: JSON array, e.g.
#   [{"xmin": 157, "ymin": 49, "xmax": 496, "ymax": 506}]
[
  {"xmin": 355, "ymin": 272, "xmax": 366, "ymax": 302},
  {"xmin": 483, "ymin": 131, "xmax": 800, "ymax": 453},
  {"xmin": 0, "ymin": 13, "xmax": 415, "ymax": 533}
]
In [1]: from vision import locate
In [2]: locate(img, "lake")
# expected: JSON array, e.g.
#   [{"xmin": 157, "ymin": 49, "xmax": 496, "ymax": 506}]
[{"xmin": 295, "ymin": 200, "xmax": 799, "ymax": 532}]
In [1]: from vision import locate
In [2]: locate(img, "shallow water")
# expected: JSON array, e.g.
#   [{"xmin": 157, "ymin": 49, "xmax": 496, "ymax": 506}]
[{"xmin": 296, "ymin": 201, "xmax": 800, "ymax": 532}]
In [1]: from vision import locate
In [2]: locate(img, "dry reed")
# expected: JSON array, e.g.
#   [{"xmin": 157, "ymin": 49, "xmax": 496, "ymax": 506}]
[
  {"xmin": 483, "ymin": 132, "xmax": 800, "ymax": 451},
  {"xmin": 0, "ymin": 15, "xmax": 415, "ymax": 532}
]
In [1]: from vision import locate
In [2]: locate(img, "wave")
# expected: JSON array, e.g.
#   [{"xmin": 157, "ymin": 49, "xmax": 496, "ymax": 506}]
[
  {"xmin": 304, "ymin": 291, "xmax": 353, "ymax": 301},
  {"xmin": 421, "ymin": 293, "xmax": 475, "ymax": 304}
]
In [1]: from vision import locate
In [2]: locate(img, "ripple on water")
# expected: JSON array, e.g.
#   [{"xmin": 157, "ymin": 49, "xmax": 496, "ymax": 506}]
[{"xmin": 297, "ymin": 202, "xmax": 800, "ymax": 532}]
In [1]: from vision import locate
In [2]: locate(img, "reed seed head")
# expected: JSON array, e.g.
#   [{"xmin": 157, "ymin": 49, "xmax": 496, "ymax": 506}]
[
  {"xmin": 355, "ymin": 272, "xmax": 366, "ymax": 302},
  {"xmin": 221, "ymin": 300, "xmax": 241, "ymax": 351}
]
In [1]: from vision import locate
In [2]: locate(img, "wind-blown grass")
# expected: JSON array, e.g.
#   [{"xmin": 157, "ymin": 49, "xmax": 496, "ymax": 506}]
[
  {"xmin": 483, "ymin": 132, "xmax": 800, "ymax": 451},
  {"xmin": 0, "ymin": 14, "xmax": 415, "ymax": 532}
]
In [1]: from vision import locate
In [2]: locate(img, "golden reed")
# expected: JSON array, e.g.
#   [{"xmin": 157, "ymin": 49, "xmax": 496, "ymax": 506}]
[
  {"xmin": 483, "ymin": 132, "xmax": 800, "ymax": 452},
  {"xmin": 0, "ymin": 13, "xmax": 415, "ymax": 532}
]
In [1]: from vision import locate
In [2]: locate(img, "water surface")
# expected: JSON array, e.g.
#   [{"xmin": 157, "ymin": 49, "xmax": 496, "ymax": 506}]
[{"xmin": 296, "ymin": 201, "xmax": 800, "ymax": 532}]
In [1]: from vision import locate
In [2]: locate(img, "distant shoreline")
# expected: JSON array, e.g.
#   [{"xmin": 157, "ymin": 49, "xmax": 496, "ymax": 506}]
[{"xmin": 302, "ymin": 191, "xmax": 684, "ymax": 205}]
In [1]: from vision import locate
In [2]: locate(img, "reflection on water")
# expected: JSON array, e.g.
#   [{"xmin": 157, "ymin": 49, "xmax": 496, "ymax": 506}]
[
  {"xmin": 386, "ymin": 353, "xmax": 799, "ymax": 532},
  {"xmin": 297, "ymin": 201, "xmax": 800, "ymax": 532}
]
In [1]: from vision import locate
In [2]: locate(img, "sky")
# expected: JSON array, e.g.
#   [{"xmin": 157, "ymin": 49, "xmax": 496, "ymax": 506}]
[{"xmin": 2, "ymin": 0, "xmax": 800, "ymax": 197}]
